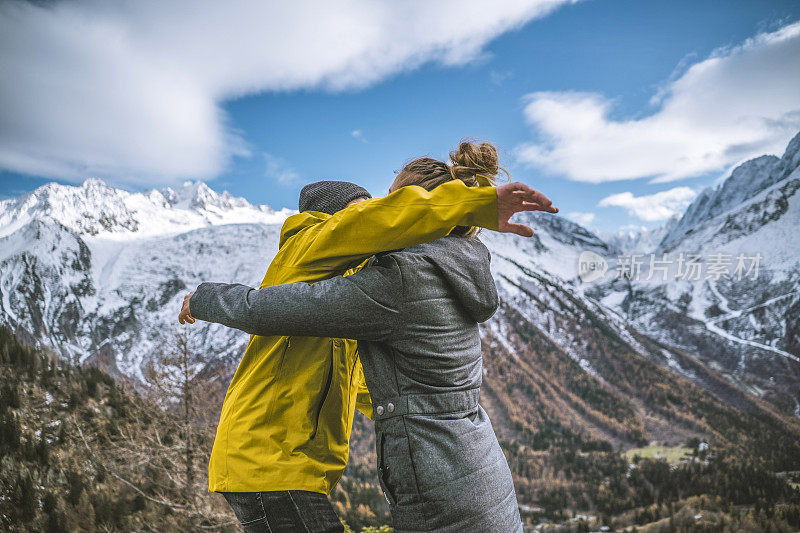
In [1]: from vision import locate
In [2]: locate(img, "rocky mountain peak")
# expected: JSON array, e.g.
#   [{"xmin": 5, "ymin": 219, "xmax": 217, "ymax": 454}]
[
  {"xmin": 777, "ymin": 130, "xmax": 800, "ymax": 178},
  {"xmin": 0, "ymin": 179, "xmax": 289, "ymax": 239},
  {"xmin": 160, "ymin": 180, "xmax": 253, "ymax": 212},
  {"xmin": 782, "ymin": 130, "xmax": 800, "ymax": 159},
  {"xmin": 660, "ymin": 131, "xmax": 800, "ymax": 249}
]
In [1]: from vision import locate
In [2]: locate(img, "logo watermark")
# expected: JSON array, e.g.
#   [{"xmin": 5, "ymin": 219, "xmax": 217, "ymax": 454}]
[
  {"xmin": 578, "ymin": 251, "xmax": 609, "ymax": 282},
  {"xmin": 578, "ymin": 252, "xmax": 763, "ymax": 283}
]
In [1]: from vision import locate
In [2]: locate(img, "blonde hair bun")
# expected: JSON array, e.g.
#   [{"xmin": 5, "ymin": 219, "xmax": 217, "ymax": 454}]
[
  {"xmin": 391, "ymin": 140, "xmax": 508, "ymax": 192},
  {"xmin": 449, "ymin": 140, "xmax": 507, "ymax": 185}
]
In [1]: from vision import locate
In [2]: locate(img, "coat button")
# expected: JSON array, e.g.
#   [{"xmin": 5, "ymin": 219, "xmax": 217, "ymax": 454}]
[
  {"xmin": 376, "ymin": 405, "xmax": 384, "ymax": 416},
  {"xmin": 387, "ymin": 403, "xmax": 395, "ymax": 413}
]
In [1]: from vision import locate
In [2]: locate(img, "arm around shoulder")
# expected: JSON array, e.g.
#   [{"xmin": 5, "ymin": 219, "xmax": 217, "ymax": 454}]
[{"xmin": 189, "ymin": 256, "xmax": 405, "ymax": 341}]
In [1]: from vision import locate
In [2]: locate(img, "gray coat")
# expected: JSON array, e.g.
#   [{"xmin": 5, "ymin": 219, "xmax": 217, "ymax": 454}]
[{"xmin": 191, "ymin": 236, "xmax": 522, "ymax": 533}]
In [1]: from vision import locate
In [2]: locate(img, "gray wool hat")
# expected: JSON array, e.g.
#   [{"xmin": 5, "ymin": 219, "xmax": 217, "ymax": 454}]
[{"xmin": 298, "ymin": 180, "xmax": 372, "ymax": 215}]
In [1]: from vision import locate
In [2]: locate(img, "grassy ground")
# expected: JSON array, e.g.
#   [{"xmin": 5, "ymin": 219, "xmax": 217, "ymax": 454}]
[{"xmin": 622, "ymin": 445, "xmax": 694, "ymax": 463}]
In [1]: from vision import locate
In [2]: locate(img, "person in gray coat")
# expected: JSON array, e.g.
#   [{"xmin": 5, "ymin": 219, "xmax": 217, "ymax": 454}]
[
  {"xmin": 189, "ymin": 233, "xmax": 523, "ymax": 532},
  {"xmin": 186, "ymin": 142, "xmax": 556, "ymax": 532}
]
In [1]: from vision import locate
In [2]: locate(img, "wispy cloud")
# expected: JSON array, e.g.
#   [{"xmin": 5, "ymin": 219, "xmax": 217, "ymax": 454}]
[
  {"xmin": 598, "ymin": 187, "xmax": 697, "ymax": 222},
  {"xmin": 0, "ymin": 0, "xmax": 575, "ymax": 186},
  {"xmin": 351, "ymin": 129, "xmax": 367, "ymax": 143},
  {"xmin": 489, "ymin": 69, "xmax": 513, "ymax": 85},
  {"xmin": 263, "ymin": 153, "xmax": 300, "ymax": 185},
  {"xmin": 567, "ymin": 211, "xmax": 595, "ymax": 226},
  {"xmin": 517, "ymin": 22, "xmax": 800, "ymax": 183}
]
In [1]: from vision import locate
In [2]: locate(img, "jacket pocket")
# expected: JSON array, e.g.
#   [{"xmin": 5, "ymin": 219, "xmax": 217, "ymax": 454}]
[
  {"xmin": 405, "ymin": 409, "xmax": 500, "ymax": 494},
  {"xmin": 310, "ymin": 348, "xmax": 334, "ymax": 440},
  {"xmin": 378, "ymin": 432, "xmax": 397, "ymax": 506},
  {"xmin": 264, "ymin": 336, "xmax": 292, "ymax": 427}
]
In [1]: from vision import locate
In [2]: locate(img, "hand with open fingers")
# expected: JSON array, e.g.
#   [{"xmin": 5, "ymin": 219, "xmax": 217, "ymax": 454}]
[
  {"xmin": 496, "ymin": 182, "xmax": 558, "ymax": 237},
  {"xmin": 178, "ymin": 292, "xmax": 196, "ymax": 325}
]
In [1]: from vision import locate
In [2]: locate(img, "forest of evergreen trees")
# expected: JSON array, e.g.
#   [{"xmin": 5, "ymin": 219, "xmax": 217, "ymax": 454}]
[
  {"xmin": 0, "ymin": 325, "xmax": 391, "ymax": 532},
  {"xmin": 2, "ymin": 325, "xmax": 800, "ymax": 532}
]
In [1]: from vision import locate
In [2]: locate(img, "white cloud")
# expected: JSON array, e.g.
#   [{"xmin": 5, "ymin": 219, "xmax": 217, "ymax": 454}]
[
  {"xmin": 598, "ymin": 187, "xmax": 697, "ymax": 222},
  {"xmin": 490, "ymin": 70, "xmax": 513, "ymax": 85},
  {"xmin": 517, "ymin": 22, "xmax": 800, "ymax": 183},
  {"xmin": 567, "ymin": 211, "xmax": 595, "ymax": 226},
  {"xmin": 350, "ymin": 129, "xmax": 368, "ymax": 143},
  {"xmin": 263, "ymin": 153, "xmax": 300, "ymax": 185},
  {"xmin": 0, "ymin": 0, "xmax": 575, "ymax": 186}
]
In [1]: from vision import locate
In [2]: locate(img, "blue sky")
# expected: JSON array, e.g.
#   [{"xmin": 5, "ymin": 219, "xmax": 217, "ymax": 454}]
[{"xmin": 2, "ymin": 0, "xmax": 799, "ymax": 233}]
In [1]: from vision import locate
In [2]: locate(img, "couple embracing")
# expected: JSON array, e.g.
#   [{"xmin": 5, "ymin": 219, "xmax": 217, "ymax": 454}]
[{"xmin": 178, "ymin": 141, "xmax": 558, "ymax": 532}]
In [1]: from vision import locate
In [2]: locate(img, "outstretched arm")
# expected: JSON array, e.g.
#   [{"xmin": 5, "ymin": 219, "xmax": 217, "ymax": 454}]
[
  {"xmin": 274, "ymin": 180, "xmax": 556, "ymax": 279},
  {"xmin": 187, "ymin": 256, "xmax": 404, "ymax": 341}
]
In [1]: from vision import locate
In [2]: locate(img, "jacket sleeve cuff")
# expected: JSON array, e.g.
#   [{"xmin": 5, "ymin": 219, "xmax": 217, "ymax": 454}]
[
  {"xmin": 471, "ymin": 184, "xmax": 499, "ymax": 231},
  {"xmin": 189, "ymin": 283, "xmax": 214, "ymax": 321}
]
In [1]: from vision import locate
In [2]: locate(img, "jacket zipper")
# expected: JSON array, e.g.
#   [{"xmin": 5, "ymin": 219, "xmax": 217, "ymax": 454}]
[
  {"xmin": 279, "ymin": 337, "xmax": 291, "ymax": 374},
  {"xmin": 310, "ymin": 347, "xmax": 334, "ymax": 440},
  {"xmin": 262, "ymin": 337, "xmax": 292, "ymax": 435},
  {"xmin": 346, "ymin": 349, "xmax": 360, "ymax": 420}
]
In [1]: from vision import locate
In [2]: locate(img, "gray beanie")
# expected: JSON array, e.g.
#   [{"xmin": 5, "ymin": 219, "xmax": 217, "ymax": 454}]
[{"xmin": 298, "ymin": 180, "xmax": 372, "ymax": 215}]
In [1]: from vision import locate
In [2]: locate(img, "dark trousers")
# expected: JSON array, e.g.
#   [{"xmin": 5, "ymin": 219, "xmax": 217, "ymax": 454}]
[{"xmin": 221, "ymin": 490, "xmax": 344, "ymax": 533}]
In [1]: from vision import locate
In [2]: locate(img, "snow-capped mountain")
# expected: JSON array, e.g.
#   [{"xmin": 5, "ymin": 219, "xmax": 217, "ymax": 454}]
[
  {"xmin": 1, "ymin": 130, "xmax": 798, "ymax": 426},
  {"xmin": 0, "ymin": 175, "xmax": 610, "ymax": 378},
  {"xmin": 661, "ymin": 132, "xmax": 800, "ymax": 251},
  {"xmin": 0, "ymin": 178, "xmax": 292, "ymax": 240},
  {"xmin": 602, "ymin": 216, "xmax": 679, "ymax": 255},
  {"xmin": 587, "ymin": 132, "xmax": 800, "ymax": 413},
  {"xmin": 0, "ymin": 179, "xmax": 292, "ymax": 377}
]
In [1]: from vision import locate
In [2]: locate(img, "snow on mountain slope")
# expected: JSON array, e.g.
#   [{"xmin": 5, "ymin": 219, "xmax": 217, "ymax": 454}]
[
  {"xmin": 481, "ymin": 210, "xmax": 612, "ymax": 281},
  {"xmin": 587, "ymin": 132, "xmax": 800, "ymax": 412},
  {"xmin": 0, "ymin": 179, "xmax": 291, "ymax": 377},
  {"xmin": 83, "ymin": 223, "xmax": 283, "ymax": 376}
]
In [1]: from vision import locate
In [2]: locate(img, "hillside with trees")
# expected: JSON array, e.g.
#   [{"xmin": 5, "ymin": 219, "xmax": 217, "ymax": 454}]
[{"xmin": 3, "ymin": 324, "xmax": 800, "ymax": 531}]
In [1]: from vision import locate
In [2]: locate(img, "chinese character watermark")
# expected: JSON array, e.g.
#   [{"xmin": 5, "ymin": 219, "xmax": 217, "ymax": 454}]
[{"xmin": 578, "ymin": 251, "xmax": 763, "ymax": 282}]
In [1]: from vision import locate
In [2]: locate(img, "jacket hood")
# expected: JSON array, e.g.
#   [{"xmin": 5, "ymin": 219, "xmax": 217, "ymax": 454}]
[
  {"xmin": 410, "ymin": 235, "xmax": 499, "ymax": 323},
  {"xmin": 278, "ymin": 211, "xmax": 327, "ymax": 248}
]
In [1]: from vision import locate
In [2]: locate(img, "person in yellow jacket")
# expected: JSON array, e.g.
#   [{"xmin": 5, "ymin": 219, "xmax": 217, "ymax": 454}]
[{"xmin": 179, "ymin": 173, "xmax": 556, "ymax": 532}]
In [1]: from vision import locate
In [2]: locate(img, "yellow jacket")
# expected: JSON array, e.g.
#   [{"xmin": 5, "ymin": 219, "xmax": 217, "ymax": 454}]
[{"xmin": 208, "ymin": 180, "xmax": 499, "ymax": 493}]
